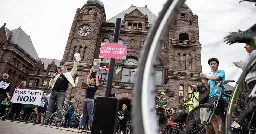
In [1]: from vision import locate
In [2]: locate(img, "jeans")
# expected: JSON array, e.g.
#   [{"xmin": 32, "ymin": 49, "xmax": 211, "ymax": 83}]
[
  {"xmin": 64, "ymin": 113, "xmax": 72, "ymax": 127},
  {"xmin": 44, "ymin": 90, "xmax": 66, "ymax": 122},
  {"xmin": 81, "ymin": 99, "xmax": 94, "ymax": 129}
]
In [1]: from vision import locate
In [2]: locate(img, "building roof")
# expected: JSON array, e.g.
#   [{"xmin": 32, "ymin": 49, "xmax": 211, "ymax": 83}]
[
  {"xmin": 107, "ymin": 3, "xmax": 192, "ymax": 25},
  {"xmin": 4, "ymin": 26, "xmax": 39, "ymax": 60},
  {"xmin": 40, "ymin": 58, "xmax": 61, "ymax": 69},
  {"xmin": 87, "ymin": 0, "xmax": 104, "ymax": 7},
  {"xmin": 181, "ymin": 3, "xmax": 192, "ymax": 12},
  {"xmin": 107, "ymin": 5, "xmax": 157, "ymax": 25}
]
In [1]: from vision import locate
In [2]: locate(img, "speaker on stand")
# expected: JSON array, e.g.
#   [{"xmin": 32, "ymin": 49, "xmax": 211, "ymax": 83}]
[{"xmin": 91, "ymin": 97, "xmax": 119, "ymax": 134}]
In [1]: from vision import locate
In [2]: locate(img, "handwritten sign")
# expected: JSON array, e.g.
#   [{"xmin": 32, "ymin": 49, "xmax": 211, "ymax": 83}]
[
  {"xmin": 92, "ymin": 59, "xmax": 101, "ymax": 72},
  {"xmin": 11, "ymin": 89, "xmax": 43, "ymax": 105},
  {"xmin": 0, "ymin": 81, "xmax": 10, "ymax": 89},
  {"xmin": 99, "ymin": 43, "xmax": 127, "ymax": 60}
]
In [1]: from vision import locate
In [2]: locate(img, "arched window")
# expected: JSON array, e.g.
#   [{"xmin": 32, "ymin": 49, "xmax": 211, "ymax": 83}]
[
  {"xmin": 179, "ymin": 33, "xmax": 189, "ymax": 41},
  {"xmin": 179, "ymin": 84, "xmax": 184, "ymax": 97},
  {"xmin": 155, "ymin": 70, "xmax": 163, "ymax": 85},
  {"xmin": 138, "ymin": 23, "xmax": 142, "ymax": 29},
  {"xmin": 121, "ymin": 58, "xmax": 138, "ymax": 83},
  {"xmin": 102, "ymin": 38, "xmax": 110, "ymax": 43},
  {"xmin": 154, "ymin": 59, "xmax": 163, "ymax": 85},
  {"xmin": 118, "ymin": 38, "xmax": 124, "ymax": 44},
  {"xmin": 82, "ymin": 46, "xmax": 87, "ymax": 61}
]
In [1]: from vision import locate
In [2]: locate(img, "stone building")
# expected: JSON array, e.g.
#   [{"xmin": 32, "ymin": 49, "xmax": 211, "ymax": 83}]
[
  {"xmin": 0, "ymin": 23, "xmax": 60, "ymax": 93},
  {"xmin": 62, "ymin": 0, "xmax": 202, "ymax": 111}
]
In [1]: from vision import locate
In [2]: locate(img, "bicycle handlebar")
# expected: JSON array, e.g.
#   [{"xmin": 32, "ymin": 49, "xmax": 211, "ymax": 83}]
[{"xmin": 216, "ymin": 80, "xmax": 235, "ymax": 85}]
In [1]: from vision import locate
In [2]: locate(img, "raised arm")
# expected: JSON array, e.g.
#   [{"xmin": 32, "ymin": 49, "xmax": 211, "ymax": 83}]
[
  {"xmin": 96, "ymin": 71, "xmax": 100, "ymax": 86},
  {"xmin": 87, "ymin": 69, "xmax": 92, "ymax": 85},
  {"xmin": 70, "ymin": 53, "xmax": 81, "ymax": 76},
  {"xmin": 70, "ymin": 61, "xmax": 78, "ymax": 77}
]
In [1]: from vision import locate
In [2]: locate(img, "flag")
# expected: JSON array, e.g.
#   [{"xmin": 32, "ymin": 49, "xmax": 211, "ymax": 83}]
[
  {"xmin": 132, "ymin": 69, "xmax": 136, "ymax": 73},
  {"xmin": 116, "ymin": 66, "xmax": 122, "ymax": 74}
]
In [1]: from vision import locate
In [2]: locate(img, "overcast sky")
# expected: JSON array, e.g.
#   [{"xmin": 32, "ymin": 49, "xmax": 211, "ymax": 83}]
[{"xmin": 0, "ymin": 0, "xmax": 256, "ymax": 83}]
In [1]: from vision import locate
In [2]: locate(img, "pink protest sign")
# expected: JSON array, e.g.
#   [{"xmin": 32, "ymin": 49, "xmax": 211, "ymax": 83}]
[{"xmin": 99, "ymin": 43, "xmax": 127, "ymax": 60}]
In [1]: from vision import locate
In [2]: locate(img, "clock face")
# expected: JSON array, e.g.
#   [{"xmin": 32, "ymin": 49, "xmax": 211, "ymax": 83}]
[
  {"xmin": 124, "ymin": 58, "xmax": 138, "ymax": 66},
  {"xmin": 78, "ymin": 25, "xmax": 91, "ymax": 36}
]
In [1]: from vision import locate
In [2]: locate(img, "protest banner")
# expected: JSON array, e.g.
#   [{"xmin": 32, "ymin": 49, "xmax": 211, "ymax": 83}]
[
  {"xmin": 11, "ymin": 89, "xmax": 43, "ymax": 105},
  {"xmin": 99, "ymin": 43, "xmax": 128, "ymax": 60},
  {"xmin": 92, "ymin": 59, "xmax": 101, "ymax": 72}
]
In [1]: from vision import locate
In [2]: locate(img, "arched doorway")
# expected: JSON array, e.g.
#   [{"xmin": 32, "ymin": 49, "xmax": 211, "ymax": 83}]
[{"xmin": 118, "ymin": 98, "xmax": 131, "ymax": 113}]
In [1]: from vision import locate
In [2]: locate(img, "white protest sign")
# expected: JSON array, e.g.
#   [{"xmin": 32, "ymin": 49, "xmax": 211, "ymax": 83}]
[
  {"xmin": 11, "ymin": 89, "xmax": 43, "ymax": 105},
  {"xmin": 0, "ymin": 81, "xmax": 10, "ymax": 89}
]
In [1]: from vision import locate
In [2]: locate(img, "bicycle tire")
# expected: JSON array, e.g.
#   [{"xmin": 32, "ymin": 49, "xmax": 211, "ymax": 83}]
[
  {"xmin": 185, "ymin": 104, "xmax": 212, "ymax": 134},
  {"xmin": 132, "ymin": 0, "xmax": 186, "ymax": 134},
  {"xmin": 225, "ymin": 57, "xmax": 256, "ymax": 134}
]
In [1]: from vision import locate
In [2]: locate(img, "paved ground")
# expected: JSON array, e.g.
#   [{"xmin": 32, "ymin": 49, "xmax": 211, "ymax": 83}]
[{"xmin": 0, "ymin": 120, "xmax": 88, "ymax": 134}]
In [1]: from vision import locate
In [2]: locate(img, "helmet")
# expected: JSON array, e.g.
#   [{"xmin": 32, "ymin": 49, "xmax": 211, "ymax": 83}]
[
  {"xmin": 159, "ymin": 92, "xmax": 165, "ymax": 95},
  {"xmin": 208, "ymin": 58, "xmax": 219, "ymax": 65}
]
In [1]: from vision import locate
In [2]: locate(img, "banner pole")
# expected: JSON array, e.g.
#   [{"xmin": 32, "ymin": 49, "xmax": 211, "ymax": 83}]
[{"xmin": 104, "ymin": 18, "xmax": 122, "ymax": 97}]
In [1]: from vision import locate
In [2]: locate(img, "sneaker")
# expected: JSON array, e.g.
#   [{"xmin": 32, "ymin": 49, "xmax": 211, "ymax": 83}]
[
  {"xmin": 56, "ymin": 122, "xmax": 62, "ymax": 127},
  {"xmin": 41, "ymin": 121, "xmax": 49, "ymax": 126},
  {"xmin": 231, "ymin": 121, "xmax": 241, "ymax": 128}
]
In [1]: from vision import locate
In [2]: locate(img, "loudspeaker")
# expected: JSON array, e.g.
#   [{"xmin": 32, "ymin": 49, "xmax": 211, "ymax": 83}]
[{"xmin": 91, "ymin": 97, "xmax": 119, "ymax": 134}]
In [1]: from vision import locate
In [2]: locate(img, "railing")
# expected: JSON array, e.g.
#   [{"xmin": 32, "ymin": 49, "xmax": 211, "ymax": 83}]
[{"xmin": 99, "ymin": 80, "xmax": 166, "ymax": 90}]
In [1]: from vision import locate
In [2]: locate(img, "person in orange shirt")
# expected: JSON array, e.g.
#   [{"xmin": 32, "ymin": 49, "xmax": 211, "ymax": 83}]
[{"xmin": 167, "ymin": 109, "xmax": 177, "ymax": 126}]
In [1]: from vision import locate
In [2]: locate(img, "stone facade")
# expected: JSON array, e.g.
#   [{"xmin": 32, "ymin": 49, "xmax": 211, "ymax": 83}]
[
  {"xmin": 0, "ymin": 24, "xmax": 61, "ymax": 94},
  {"xmin": 62, "ymin": 2, "xmax": 202, "ymax": 111}
]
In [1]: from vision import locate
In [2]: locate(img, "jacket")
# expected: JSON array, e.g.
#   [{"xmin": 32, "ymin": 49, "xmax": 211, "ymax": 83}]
[
  {"xmin": 236, "ymin": 49, "xmax": 256, "ymax": 84},
  {"xmin": 49, "ymin": 61, "xmax": 78, "ymax": 88}
]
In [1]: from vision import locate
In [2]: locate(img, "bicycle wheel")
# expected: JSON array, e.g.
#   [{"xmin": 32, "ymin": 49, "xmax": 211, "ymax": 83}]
[
  {"xmin": 185, "ymin": 104, "xmax": 214, "ymax": 134},
  {"xmin": 225, "ymin": 57, "xmax": 256, "ymax": 134},
  {"xmin": 132, "ymin": 0, "xmax": 186, "ymax": 134}
]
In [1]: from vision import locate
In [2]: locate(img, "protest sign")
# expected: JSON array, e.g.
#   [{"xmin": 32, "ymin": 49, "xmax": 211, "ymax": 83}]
[
  {"xmin": 0, "ymin": 81, "xmax": 10, "ymax": 89},
  {"xmin": 99, "ymin": 43, "xmax": 127, "ymax": 60},
  {"xmin": 92, "ymin": 59, "xmax": 101, "ymax": 72},
  {"xmin": 11, "ymin": 89, "xmax": 43, "ymax": 105}
]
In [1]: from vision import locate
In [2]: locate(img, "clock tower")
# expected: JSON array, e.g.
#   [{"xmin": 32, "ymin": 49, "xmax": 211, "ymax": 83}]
[{"xmin": 62, "ymin": 0, "xmax": 106, "ymax": 110}]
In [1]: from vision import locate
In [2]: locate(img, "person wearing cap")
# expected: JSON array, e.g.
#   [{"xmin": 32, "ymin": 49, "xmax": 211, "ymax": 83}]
[{"xmin": 158, "ymin": 92, "xmax": 168, "ymax": 110}]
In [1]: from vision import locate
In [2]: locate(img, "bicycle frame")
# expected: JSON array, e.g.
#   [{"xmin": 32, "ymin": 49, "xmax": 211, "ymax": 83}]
[
  {"xmin": 200, "ymin": 82, "xmax": 227, "ymax": 126},
  {"xmin": 225, "ymin": 56, "xmax": 256, "ymax": 134}
]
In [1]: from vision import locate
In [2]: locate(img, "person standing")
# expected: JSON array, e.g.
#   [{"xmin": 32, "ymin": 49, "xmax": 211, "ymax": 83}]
[
  {"xmin": 200, "ymin": 58, "xmax": 225, "ymax": 134},
  {"xmin": 9, "ymin": 81, "xmax": 26, "ymax": 121},
  {"xmin": 64, "ymin": 101, "xmax": 74, "ymax": 128},
  {"xmin": 118, "ymin": 104, "xmax": 130, "ymax": 134},
  {"xmin": 41, "ymin": 53, "xmax": 80, "ymax": 127},
  {"xmin": 34, "ymin": 92, "xmax": 48, "ymax": 124},
  {"xmin": 21, "ymin": 104, "xmax": 34, "ymax": 123},
  {"xmin": 79, "ymin": 69, "xmax": 100, "ymax": 132},
  {"xmin": 0, "ymin": 73, "xmax": 11, "ymax": 118}
]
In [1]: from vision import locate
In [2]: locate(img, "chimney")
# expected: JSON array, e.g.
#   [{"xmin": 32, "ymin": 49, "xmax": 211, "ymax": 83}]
[
  {"xmin": 145, "ymin": 5, "xmax": 147, "ymax": 8},
  {"xmin": 3, "ymin": 23, "xmax": 6, "ymax": 27}
]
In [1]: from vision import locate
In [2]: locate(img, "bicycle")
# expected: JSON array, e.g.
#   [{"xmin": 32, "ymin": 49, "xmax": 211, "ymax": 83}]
[
  {"xmin": 185, "ymin": 80, "xmax": 235, "ymax": 134},
  {"xmin": 132, "ymin": 0, "xmax": 186, "ymax": 134},
  {"xmin": 225, "ymin": 55, "xmax": 256, "ymax": 134},
  {"xmin": 131, "ymin": 0, "xmax": 255, "ymax": 134}
]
